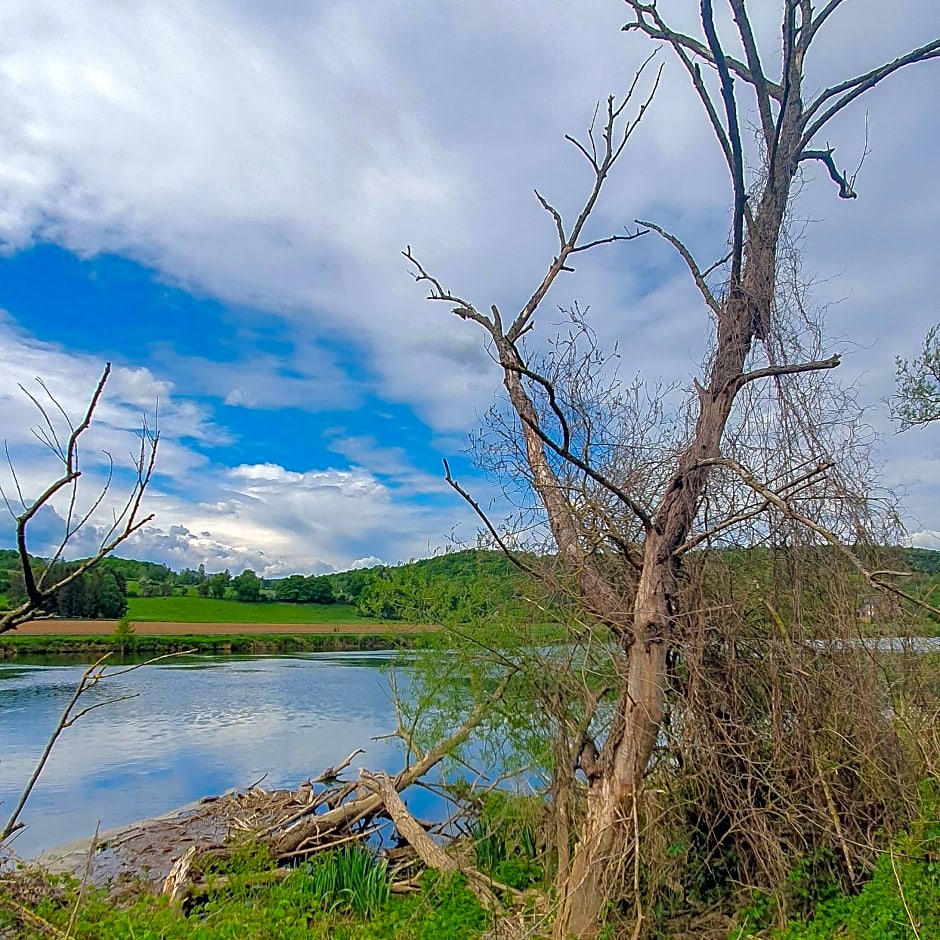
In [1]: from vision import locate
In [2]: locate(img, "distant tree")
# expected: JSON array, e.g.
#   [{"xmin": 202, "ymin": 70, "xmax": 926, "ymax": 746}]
[
  {"xmin": 274, "ymin": 574, "xmax": 306, "ymax": 603},
  {"xmin": 176, "ymin": 567, "xmax": 203, "ymax": 586},
  {"xmin": 893, "ymin": 324, "xmax": 940, "ymax": 429},
  {"xmin": 195, "ymin": 578, "xmax": 211, "ymax": 598},
  {"xmin": 355, "ymin": 577, "xmax": 401, "ymax": 620},
  {"xmin": 232, "ymin": 569, "xmax": 262, "ymax": 603},
  {"xmin": 207, "ymin": 570, "xmax": 231, "ymax": 599},
  {"xmin": 139, "ymin": 577, "xmax": 172, "ymax": 597},
  {"xmin": 91, "ymin": 569, "xmax": 128, "ymax": 618},
  {"xmin": 329, "ymin": 568, "xmax": 373, "ymax": 603},
  {"xmin": 10, "ymin": 563, "xmax": 127, "ymax": 619},
  {"xmin": 302, "ymin": 575, "xmax": 335, "ymax": 604}
]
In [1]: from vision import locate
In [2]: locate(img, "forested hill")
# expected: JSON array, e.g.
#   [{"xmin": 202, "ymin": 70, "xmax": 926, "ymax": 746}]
[
  {"xmin": 0, "ymin": 547, "xmax": 530, "ymax": 621},
  {"xmin": 2, "ymin": 546, "xmax": 940, "ymax": 621}
]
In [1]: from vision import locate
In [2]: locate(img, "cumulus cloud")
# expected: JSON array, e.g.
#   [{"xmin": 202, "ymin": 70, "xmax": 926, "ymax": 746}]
[
  {"xmin": 0, "ymin": 319, "xmax": 474, "ymax": 573},
  {"xmin": 0, "ymin": 0, "xmax": 938, "ymax": 552}
]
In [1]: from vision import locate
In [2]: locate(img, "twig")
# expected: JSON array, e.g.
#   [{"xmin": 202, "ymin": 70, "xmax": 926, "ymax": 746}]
[{"xmin": 66, "ymin": 821, "xmax": 99, "ymax": 938}]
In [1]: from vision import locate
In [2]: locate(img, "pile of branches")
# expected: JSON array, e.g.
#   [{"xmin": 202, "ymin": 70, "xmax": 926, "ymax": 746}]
[{"xmin": 159, "ymin": 678, "xmax": 527, "ymax": 916}]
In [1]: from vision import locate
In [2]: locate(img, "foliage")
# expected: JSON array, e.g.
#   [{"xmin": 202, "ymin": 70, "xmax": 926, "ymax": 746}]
[
  {"xmin": 232, "ymin": 569, "xmax": 263, "ymax": 603},
  {"xmin": 468, "ymin": 790, "xmax": 544, "ymax": 891},
  {"xmin": 766, "ymin": 782, "xmax": 940, "ymax": 940},
  {"xmin": 301, "ymin": 844, "xmax": 391, "ymax": 917},
  {"xmin": 352, "ymin": 550, "xmax": 526, "ymax": 623},
  {"xmin": 111, "ymin": 616, "xmax": 137, "ymax": 653},
  {"xmin": 0, "ymin": 631, "xmax": 429, "ymax": 658},
  {"xmin": 206, "ymin": 570, "xmax": 232, "ymax": 599},
  {"xmin": 7, "ymin": 562, "xmax": 127, "ymax": 619},
  {"xmin": 274, "ymin": 573, "xmax": 336, "ymax": 604},
  {"xmin": 893, "ymin": 325, "xmax": 940, "ymax": 430},
  {"xmin": 0, "ymin": 852, "xmax": 488, "ymax": 940}
]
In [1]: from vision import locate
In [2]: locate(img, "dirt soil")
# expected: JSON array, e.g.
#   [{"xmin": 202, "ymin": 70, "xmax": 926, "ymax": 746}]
[
  {"xmin": 36, "ymin": 801, "xmax": 233, "ymax": 892},
  {"xmin": 14, "ymin": 620, "xmax": 431, "ymax": 636}
]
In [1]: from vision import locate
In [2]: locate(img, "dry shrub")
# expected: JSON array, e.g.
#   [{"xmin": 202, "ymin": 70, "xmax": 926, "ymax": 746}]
[{"xmin": 627, "ymin": 541, "xmax": 939, "ymax": 934}]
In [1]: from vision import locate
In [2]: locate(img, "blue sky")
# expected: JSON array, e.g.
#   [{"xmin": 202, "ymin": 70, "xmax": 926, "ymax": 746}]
[{"xmin": 1, "ymin": 1, "xmax": 938, "ymax": 576}]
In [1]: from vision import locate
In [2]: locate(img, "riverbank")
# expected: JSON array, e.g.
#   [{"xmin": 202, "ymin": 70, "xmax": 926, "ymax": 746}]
[{"xmin": 1, "ymin": 620, "xmax": 438, "ymax": 657}]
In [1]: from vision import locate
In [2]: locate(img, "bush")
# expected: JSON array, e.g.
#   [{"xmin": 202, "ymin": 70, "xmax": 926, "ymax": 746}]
[
  {"xmin": 111, "ymin": 616, "xmax": 137, "ymax": 653},
  {"xmin": 771, "ymin": 782, "xmax": 940, "ymax": 939}
]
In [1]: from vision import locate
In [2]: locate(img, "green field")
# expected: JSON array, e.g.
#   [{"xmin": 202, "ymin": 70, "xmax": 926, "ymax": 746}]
[{"xmin": 126, "ymin": 596, "xmax": 374, "ymax": 624}]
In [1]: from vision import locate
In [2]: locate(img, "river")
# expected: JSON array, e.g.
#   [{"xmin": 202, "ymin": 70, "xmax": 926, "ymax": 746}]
[{"xmin": 0, "ymin": 652, "xmax": 416, "ymax": 859}]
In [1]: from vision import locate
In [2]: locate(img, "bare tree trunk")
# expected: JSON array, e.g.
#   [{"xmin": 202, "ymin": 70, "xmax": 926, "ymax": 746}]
[
  {"xmin": 559, "ymin": 627, "xmax": 667, "ymax": 937},
  {"xmin": 406, "ymin": 6, "xmax": 939, "ymax": 935}
]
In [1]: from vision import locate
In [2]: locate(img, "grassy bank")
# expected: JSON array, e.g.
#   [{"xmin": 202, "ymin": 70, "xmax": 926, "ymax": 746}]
[
  {"xmin": 1, "ymin": 844, "xmax": 491, "ymax": 940},
  {"xmin": 0, "ymin": 631, "xmax": 433, "ymax": 658}
]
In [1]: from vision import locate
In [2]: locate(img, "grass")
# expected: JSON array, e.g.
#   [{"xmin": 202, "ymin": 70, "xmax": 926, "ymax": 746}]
[
  {"xmin": 127, "ymin": 596, "xmax": 373, "ymax": 624},
  {"xmin": 0, "ymin": 632, "xmax": 430, "ymax": 657},
  {"xmin": 0, "ymin": 843, "xmax": 489, "ymax": 940}
]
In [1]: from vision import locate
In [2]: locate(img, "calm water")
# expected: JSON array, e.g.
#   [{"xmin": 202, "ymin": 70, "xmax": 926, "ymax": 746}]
[{"xmin": 0, "ymin": 652, "xmax": 415, "ymax": 859}]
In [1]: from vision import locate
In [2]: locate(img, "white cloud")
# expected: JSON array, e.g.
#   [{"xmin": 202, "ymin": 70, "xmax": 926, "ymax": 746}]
[
  {"xmin": 0, "ymin": 1, "xmax": 939, "ymax": 540},
  {"xmin": 907, "ymin": 530, "xmax": 940, "ymax": 551},
  {"xmin": 0, "ymin": 318, "xmax": 472, "ymax": 573}
]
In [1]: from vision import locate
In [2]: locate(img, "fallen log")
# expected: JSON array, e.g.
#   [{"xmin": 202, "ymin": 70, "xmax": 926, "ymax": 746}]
[{"xmin": 158, "ymin": 671, "xmax": 518, "ymax": 904}]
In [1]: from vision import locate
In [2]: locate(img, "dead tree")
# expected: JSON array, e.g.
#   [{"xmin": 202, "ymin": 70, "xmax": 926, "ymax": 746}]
[
  {"xmin": 407, "ymin": 4, "xmax": 939, "ymax": 937},
  {"xmin": 0, "ymin": 363, "xmax": 158, "ymax": 635}
]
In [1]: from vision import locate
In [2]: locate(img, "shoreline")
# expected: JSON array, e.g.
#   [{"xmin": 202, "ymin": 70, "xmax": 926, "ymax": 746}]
[{"xmin": 0, "ymin": 621, "xmax": 438, "ymax": 657}]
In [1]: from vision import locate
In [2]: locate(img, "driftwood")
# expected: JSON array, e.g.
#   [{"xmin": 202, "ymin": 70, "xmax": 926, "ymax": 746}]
[
  {"xmin": 159, "ymin": 673, "xmax": 520, "ymax": 908},
  {"xmin": 360, "ymin": 769, "xmax": 512, "ymax": 911}
]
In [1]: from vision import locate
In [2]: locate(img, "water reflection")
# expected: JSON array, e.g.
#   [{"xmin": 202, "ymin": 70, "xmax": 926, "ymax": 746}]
[{"xmin": 0, "ymin": 652, "xmax": 413, "ymax": 858}]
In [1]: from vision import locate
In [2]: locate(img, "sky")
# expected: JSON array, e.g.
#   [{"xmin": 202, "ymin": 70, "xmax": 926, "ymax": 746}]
[{"xmin": 0, "ymin": 1, "xmax": 938, "ymax": 577}]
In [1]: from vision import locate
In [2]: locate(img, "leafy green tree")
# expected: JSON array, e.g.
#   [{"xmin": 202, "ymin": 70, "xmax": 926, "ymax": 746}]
[
  {"xmin": 207, "ymin": 570, "xmax": 231, "ymax": 599},
  {"xmin": 302, "ymin": 575, "xmax": 335, "ymax": 604},
  {"xmin": 274, "ymin": 574, "xmax": 306, "ymax": 602},
  {"xmin": 11, "ymin": 564, "xmax": 128, "ymax": 619},
  {"xmin": 176, "ymin": 567, "xmax": 203, "ymax": 586},
  {"xmin": 894, "ymin": 325, "xmax": 940, "ymax": 429},
  {"xmin": 111, "ymin": 616, "xmax": 137, "ymax": 654},
  {"xmin": 355, "ymin": 577, "xmax": 401, "ymax": 620},
  {"xmin": 232, "ymin": 569, "xmax": 262, "ymax": 603}
]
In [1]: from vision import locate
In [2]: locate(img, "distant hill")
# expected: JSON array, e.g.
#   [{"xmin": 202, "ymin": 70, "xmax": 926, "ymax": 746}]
[{"xmin": 3, "ymin": 545, "xmax": 940, "ymax": 625}]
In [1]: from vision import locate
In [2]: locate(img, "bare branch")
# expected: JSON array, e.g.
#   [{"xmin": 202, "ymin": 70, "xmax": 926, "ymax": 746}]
[
  {"xmin": 507, "ymin": 59, "xmax": 661, "ymax": 343},
  {"xmin": 517, "ymin": 410, "xmax": 654, "ymax": 537},
  {"xmin": 799, "ymin": 149, "xmax": 857, "ymax": 199},
  {"xmin": 442, "ymin": 458, "xmax": 541, "ymax": 581},
  {"xmin": 571, "ymin": 227, "xmax": 646, "ymax": 255},
  {"xmin": 696, "ymin": 456, "xmax": 940, "ymax": 619},
  {"xmin": 801, "ymin": 39, "xmax": 940, "ymax": 149},
  {"xmin": 636, "ymin": 219, "xmax": 722, "ymax": 316},
  {"xmin": 402, "ymin": 246, "xmax": 496, "ymax": 334},
  {"xmin": 0, "ymin": 365, "xmax": 159, "ymax": 635},
  {"xmin": 724, "ymin": 354, "xmax": 842, "ymax": 396},
  {"xmin": 2, "ymin": 649, "xmax": 194, "ymax": 844},
  {"xmin": 674, "ymin": 461, "xmax": 832, "ymax": 554},
  {"xmin": 701, "ymin": 0, "xmax": 746, "ymax": 287},
  {"xmin": 534, "ymin": 189, "xmax": 567, "ymax": 249},
  {"xmin": 503, "ymin": 350, "xmax": 572, "ymax": 453},
  {"xmin": 622, "ymin": 2, "xmax": 782, "ymax": 98},
  {"xmin": 727, "ymin": 0, "xmax": 776, "ymax": 146}
]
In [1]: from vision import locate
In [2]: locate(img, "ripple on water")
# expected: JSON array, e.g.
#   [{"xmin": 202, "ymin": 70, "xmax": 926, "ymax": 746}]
[{"xmin": 0, "ymin": 651, "xmax": 411, "ymax": 858}]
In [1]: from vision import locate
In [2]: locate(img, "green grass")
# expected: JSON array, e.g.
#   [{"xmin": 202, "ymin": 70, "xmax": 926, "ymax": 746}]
[
  {"xmin": 0, "ymin": 632, "xmax": 430, "ymax": 657},
  {"xmin": 746, "ymin": 782, "xmax": 940, "ymax": 940},
  {"xmin": 126, "ymin": 596, "xmax": 374, "ymax": 623},
  {"xmin": 1, "ymin": 844, "xmax": 489, "ymax": 940}
]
